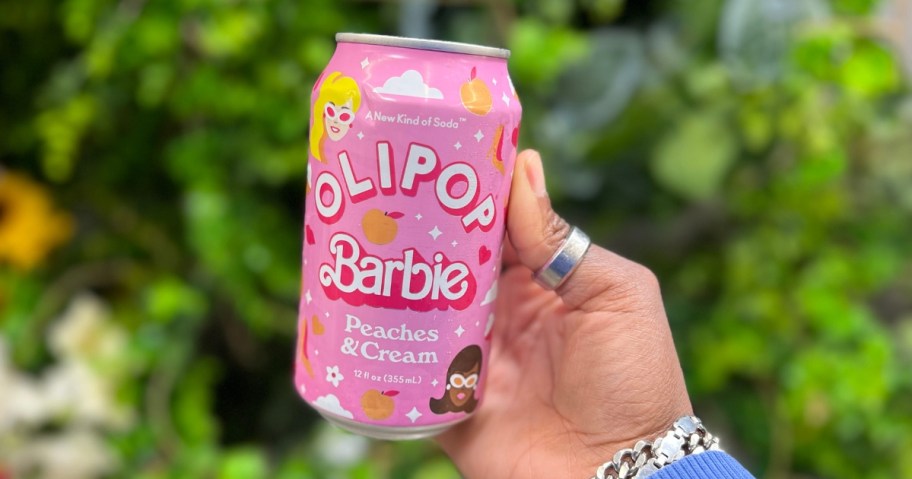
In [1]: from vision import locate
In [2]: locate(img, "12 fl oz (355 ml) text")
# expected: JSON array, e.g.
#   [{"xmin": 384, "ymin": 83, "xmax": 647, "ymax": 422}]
[{"xmin": 353, "ymin": 369, "xmax": 423, "ymax": 385}]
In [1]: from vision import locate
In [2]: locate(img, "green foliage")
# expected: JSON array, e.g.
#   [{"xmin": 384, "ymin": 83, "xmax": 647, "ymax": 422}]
[
  {"xmin": 831, "ymin": 0, "xmax": 883, "ymax": 15},
  {"xmin": 508, "ymin": 19, "xmax": 590, "ymax": 92},
  {"xmin": 651, "ymin": 109, "xmax": 737, "ymax": 200},
  {"xmin": 218, "ymin": 448, "xmax": 268, "ymax": 479},
  {"xmin": 2, "ymin": 0, "xmax": 911, "ymax": 477}
]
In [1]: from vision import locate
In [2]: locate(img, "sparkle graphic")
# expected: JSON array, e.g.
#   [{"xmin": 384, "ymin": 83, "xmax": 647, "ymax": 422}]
[
  {"xmin": 357, "ymin": 131, "xmax": 364, "ymax": 140},
  {"xmin": 451, "ymin": 240, "xmax": 458, "ymax": 247},
  {"xmin": 406, "ymin": 407, "xmax": 423, "ymax": 423},
  {"xmin": 305, "ymin": 290, "xmax": 313, "ymax": 304},
  {"xmin": 454, "ymin": 141, "xmax": 462, "ymax": 150},
  {"xmin": 314, "ymin": 349, "xmax": 319, "ymax": 356},
  {"xmin": 431, "ymin": 379, "xmax": 439, "ymax": 387},
  {"xmin": 455, "ymin": 325, "xmax": 466, "ymax": 337},
  {"xmin": 415, "ymin": 213, "xmax": 423, "ymax": 221},
  {"xmin": 502, "ymin": 92, "xmax": 511, "ymax": 106},
  {"xmin": 492, "ymin": 78, "xmax": 498, "ymax": 85},
  {"xmin": 299, "ymin": 383, "xmax": 307, "ymax": 395},
  {"xmin": 474, "ymin": 130, "xmax": 484, "ymax": 142},
  {"xmin": 360, "ymin": 57, "xmax": 370, "ymax": 69},
  {"xmin": 325, "ymin": 312, "xmax": 330, "ymax": 317},
  {"xmin": 429, "ymin": 226, "xmax": 442, "ymax": 240},
  {"xmin": 475, "ymin": 321, "xmax": 480, "ymax": 327}
]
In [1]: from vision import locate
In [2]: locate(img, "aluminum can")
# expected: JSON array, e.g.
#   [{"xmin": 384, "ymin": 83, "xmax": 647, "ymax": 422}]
[{"xmin": 296, "ymin": 33, "xmax": 521, "ymax": 439}]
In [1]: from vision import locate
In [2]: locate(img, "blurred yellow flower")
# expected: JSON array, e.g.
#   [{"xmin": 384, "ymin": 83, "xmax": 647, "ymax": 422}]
[{"xmin": 0, "ymin": 171, "xmax": 73, "ymax": 270}]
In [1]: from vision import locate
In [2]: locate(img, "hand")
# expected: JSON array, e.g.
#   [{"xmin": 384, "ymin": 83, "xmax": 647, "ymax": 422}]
[{"xmin": 436, "ymin": 150, "xmax": 693, "ymax": 479}]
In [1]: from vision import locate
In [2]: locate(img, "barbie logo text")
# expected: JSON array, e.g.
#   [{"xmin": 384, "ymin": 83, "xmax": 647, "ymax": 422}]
[{"xmin": 319, "ymin": 233, "xmax": 477, "ymax": 311}]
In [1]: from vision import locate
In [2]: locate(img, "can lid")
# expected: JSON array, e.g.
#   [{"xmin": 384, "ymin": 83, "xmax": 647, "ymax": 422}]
[{"xmin": 336, "ymin": 33, "xmax": 510, "ymax": 59}]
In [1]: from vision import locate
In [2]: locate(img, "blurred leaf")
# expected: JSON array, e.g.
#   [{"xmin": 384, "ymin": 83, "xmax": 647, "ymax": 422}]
[
  {"xmin": 198, "ymin": 8, "xmax": 265, "ymax": 59},
  {"xmin": 795, "ymin": 151, "xmax": 848, "ymax": 186},
  {"xmin": 537, "ymin": 29, "xmax": 646, "ymax": 199},
  {"xmin": 143, "ymin": 277, "xmax": 209, "ymax": 323},
  {"xmin": 830, "ymin": 0, "xmax": 882, "ymax": 15},
  {"xmin": 61, "ymin": 0, "xmax": 106, "ymax": 43},
  {"xmin": 508, "ymin": 19, "xmax": 589, "ymax": 92},
  {"xmin": 174, "ymin": 358, "xmax": 220, "ymax": 445},
  {"xmin": 35, "ymin": 93, "xmax": 97, "ymax": 181},
  {"xmin": 274, "ymin": 457, "xmax": 316, "ymax": 479},
  {"xmin": 137, "ymin": 62, "xmax": 175, "ymax": 107},
  {"xmin": 839, "ymin": 39, "xmax": 901, "ymax": 98},
  {"xmin": 297, "ymin": 36, "xmax": 336, "ymax": 74},
  {"xmin": 581, "ymin": 0, "xmax": 624, "ymax": 23},
  {"xmin": 651, "ymin": 110, "xmax": 737, "ymax": 200},
  {"xmin": 719, "ymin": 0, "xmax": 829, "ymax": 86},
  {"xmin": 131, "ymin": 12, "xmax": 180, "ymax": 58},
  {"xmin": 0, "ymin": 272, "xmax": 45, "ymax": 365},
  {"xmin": 528, "ymin": 0, "xmax": 575, "ymax": 24},
  {"xmin": 738, "ymin": 103, "xmax": 774, "ymax": 151},
  {"xmin": 347, "ymin": 462, "xmax": 382, "ymax": 479},
  {"xmin": 218, "ymin": 448, "xmax": 268, "ymax": 479},
  {"xmin": 410, "ymin": 458, "xmax": 461, "ymax": 479},
  {"xmin": 790, "ymin": 24, "xmax": 853, "ymax": 80},
  {"xmin": 544, "ymin": 29, "xmax": 645, "ymax": 152}
]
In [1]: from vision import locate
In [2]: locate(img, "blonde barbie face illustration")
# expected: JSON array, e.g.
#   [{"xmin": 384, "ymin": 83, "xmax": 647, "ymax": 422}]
[
  {"xmin": 324, "ymin": 99, "xmax": 355, "ymax": 141},
  {"xmin": 310, "ymin": 72, "xmax": 360, "ymax": 163}
]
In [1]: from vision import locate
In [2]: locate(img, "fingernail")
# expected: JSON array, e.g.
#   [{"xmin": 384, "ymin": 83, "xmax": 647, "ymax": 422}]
[{"xmin": 525, "ymin": 151, "xmax": 547, "ymax": 198}]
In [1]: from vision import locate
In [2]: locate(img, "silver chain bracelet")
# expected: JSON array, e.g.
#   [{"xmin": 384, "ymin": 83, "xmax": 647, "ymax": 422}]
[{"xmin": 591, "ymin": 416, "xmax": 722, "ymax": 479}]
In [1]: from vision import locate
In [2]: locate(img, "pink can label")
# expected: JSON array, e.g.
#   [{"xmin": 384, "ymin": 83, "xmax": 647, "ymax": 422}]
[{"xmin": 296, "ymin": 39, "xmax": 521, "ymax": 429}]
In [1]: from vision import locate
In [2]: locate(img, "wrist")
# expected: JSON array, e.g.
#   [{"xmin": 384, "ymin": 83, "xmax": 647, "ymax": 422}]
[{"xmin": 590, "ymin": 416, "xmax": 721, "ymax": 479}]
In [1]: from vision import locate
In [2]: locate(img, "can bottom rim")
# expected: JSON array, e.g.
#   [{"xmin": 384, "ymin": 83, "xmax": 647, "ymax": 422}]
[{"xmin": 315, "ymin": 409, "xmax": 471, "ymax": 440}]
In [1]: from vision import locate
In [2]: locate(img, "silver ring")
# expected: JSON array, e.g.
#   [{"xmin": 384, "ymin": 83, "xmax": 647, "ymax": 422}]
[{"xmin": 533, "ymin": 226, "xmax": 591, "ymax": 290}]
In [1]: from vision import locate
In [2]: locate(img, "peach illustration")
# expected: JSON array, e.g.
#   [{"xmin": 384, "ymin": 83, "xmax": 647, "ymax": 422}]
[
  {"xmin": 360, "ymin": 389, "xmax": 398, "ymax": 420},
  {"xmin": 460, "ymin": 67, "xmax": 492, "ymax": 116},
  {"xmin": 488, "ymin": 124, "xmax": 506, "ymax": 174},
  {"xmin": 361, "ymin": 209, "xmax": 404, "ymax": 245},
  {"xmin": 298, "ymin": 320, "xmax": 314, "ymax": 377},
  {"xmin": 311, "ymin": 314, "xmax": 325, "ymax": 335}
]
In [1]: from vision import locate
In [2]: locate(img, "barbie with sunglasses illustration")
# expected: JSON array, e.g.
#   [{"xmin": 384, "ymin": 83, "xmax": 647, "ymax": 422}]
[
  {"xmin": 310, "ymin": 72, "xmax": 362, "ymax": 162},
  {"xmin": 430, "ymin": 345, "xmax": 482, "ymax": 414}
]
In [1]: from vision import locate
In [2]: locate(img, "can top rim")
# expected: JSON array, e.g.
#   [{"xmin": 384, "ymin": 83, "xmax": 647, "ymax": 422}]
[{"xmin": 335, "ymin": 33, "xmax": 510, "ymax": 59}]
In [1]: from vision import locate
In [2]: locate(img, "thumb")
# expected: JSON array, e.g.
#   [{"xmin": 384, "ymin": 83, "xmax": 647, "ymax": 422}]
[{"xmin": 507, "ymin": 149, "xmax": 658, "ymax": 311}]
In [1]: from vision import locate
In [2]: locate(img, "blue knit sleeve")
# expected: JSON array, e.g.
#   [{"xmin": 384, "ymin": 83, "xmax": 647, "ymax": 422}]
[{"xmin": 649, "ymin": 451, "xmax": 755, "ymax": 479}]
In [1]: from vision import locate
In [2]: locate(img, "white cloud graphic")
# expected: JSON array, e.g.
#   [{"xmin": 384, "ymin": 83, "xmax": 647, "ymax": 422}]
[
  {"xmin": 314, "ymin": 394, "xmax": 354, "ymax": 419},
  {"xmin": 480, "ymin": 279, "xmax": 498, "ymax": 306},
  {"xmin": 374, "ymin": 70, "xmax": 444, "ymax": 99}
]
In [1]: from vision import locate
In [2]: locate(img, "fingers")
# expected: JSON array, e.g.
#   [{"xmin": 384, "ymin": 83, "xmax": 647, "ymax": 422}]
[
  {"xmin": 500, "ymin": 235, "xmax": 521, "ymax": 268},
  {"xmin": 507, "ymin": 150, "xmax": 661, "ymax": 311},
  {"xmin": 507, "ymin": 150, "xmax": 570, "ymax": 269}
]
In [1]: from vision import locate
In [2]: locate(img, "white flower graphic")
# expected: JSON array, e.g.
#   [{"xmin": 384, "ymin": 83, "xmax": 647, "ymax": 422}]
[{"xmin": 325, "ymin": 365, "xmax": 344, "ymax": 387}]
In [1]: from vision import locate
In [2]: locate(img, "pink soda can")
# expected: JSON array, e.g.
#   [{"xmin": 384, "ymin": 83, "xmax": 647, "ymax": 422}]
[{"xmin": 295, "ymin": 33, "xmax": 522, "ymax": 439}]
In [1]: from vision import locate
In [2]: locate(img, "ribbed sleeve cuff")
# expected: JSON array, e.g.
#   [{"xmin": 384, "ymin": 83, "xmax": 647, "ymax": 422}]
[{"xmin": 650, "ymin": 451, "xmax": 755, "ymax": 479}]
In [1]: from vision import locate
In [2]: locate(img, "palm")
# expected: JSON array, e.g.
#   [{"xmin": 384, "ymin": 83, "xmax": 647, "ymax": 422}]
[
  {"xmin": 436, "ymin": 150, "xmax": 691, "ymax": 478},
  {"xmin": 437, "ymin": 259, "xmax": 691, "ymax": 479}
]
